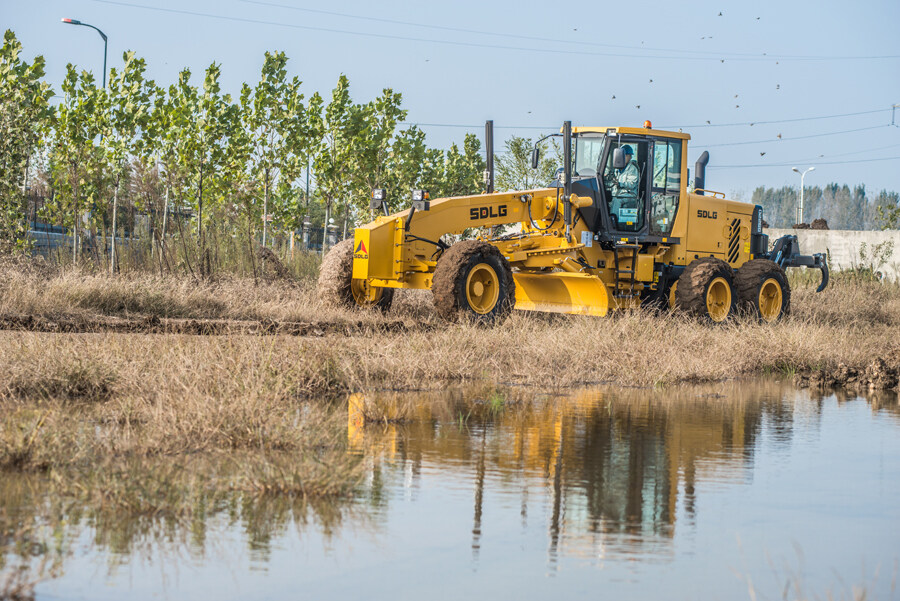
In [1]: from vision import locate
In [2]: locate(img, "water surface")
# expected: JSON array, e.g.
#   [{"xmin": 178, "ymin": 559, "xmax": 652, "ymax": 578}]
[{"xmin": 8, "ymin": 381, "xmax": 900, "ymax": 600}]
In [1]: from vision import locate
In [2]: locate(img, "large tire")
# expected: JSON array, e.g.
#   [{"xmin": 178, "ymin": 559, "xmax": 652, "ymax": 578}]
[
  {"xmin": 674, "ymin": 257, "xmax": 736, "ymax": 323},
  {"xmin": 317, "ymin": 239, "xmax": 394, "ymax": 311},
  {"xmin": 432, "ymin": 240, "xmax": 515, "ymax": 323},
  {"xmin": 735, "ymin": 259, "xmax": 790, "ymax": 322}
]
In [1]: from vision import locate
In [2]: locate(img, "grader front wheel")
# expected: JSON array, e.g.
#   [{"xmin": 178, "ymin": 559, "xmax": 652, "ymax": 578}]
[
  {"xmin": 318, "ymin": 239, "xmax": 394, "ymax": 310},
  {"xmin": 675, "ymin": 257, "xmax": 737, "ymax": 323},
  {"xmin": 432, "ymin": 240, "xmax": 515, "ymax": 323}
]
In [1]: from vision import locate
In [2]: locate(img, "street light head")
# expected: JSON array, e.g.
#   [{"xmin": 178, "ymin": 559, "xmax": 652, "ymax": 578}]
[
  {"xmin": 792, "ymin": 167, "xmax": 800, "ymax": 173},
  {"xmin": 808, "ymin": 167, "xmax": 815, "ymax": 172},
  {"xmin": 61, "ymin": 18, "xmax": 82, "ymax": 25}
]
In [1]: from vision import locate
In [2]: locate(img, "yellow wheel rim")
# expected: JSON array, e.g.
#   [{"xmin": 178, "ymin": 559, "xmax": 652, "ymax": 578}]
[
  {"xmin": 758, "ymin": 278, "xmax": 783, "ymax": 322},
  {"xmin": 350, "ymin": 279, "xmax": 383, "ymax": 307},
  {"xmin": 705, "ymin": 277, "xmax": 732, "ymax": 322},
  {"xmin": 465, "ymin": 263, "xmax": 500, "ymax": 314}
]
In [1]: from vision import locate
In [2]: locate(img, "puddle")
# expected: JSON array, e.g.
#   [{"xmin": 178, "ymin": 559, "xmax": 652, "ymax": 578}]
[{"xmin": 5, "ymin": 381, "xmax": 900, "ymax": 600}]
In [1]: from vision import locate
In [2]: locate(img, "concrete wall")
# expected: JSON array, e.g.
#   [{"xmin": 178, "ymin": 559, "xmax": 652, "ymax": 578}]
[{"xmin": 767, "ymin": 228, "xmax": 900, "ymax": 281}]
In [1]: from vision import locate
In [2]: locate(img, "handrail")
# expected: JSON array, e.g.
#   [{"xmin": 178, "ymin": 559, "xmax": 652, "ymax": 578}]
[{"xmin": 693, "ymin": 188, "xmax": 726, "ymax": 198}]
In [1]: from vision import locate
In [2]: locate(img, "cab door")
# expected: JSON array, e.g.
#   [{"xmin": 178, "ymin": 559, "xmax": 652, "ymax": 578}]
[{"xmin": 648, "ymin": 139, "xmax": 682, "ymax": 237}]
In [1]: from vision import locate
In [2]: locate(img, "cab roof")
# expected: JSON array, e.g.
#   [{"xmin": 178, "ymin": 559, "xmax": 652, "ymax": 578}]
[{"xmin": 570, "ymin": 126, "xmax": 690, "ymax": 140}]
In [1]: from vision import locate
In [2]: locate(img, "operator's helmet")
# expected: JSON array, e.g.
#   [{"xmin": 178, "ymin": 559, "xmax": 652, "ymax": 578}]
[{"xmin": 622, "ymin": 144, "xmax": 634, "ymax": 157}]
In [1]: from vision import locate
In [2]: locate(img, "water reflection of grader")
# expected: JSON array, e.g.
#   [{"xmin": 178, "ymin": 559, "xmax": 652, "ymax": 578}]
[
  {"xmin": 348, "ymin": 383, "xmax": 793, "ymax": 549},
  {"xmin": 320, "ymin": 121, "xmax": 828, "ymax": 323}
]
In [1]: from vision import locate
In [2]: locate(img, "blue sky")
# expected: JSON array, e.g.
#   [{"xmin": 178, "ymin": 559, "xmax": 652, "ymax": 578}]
[{"xmin": 5, "ymin": 0, "xmax": 900, "ymax": 199}]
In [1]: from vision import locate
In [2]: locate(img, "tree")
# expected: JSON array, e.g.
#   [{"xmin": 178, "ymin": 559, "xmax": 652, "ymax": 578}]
[
  {"xmin": 495, "ymin": 135, "xmax": 558, "ymax": 192},
  {"xmin": 240, "ymin": 51, "xmax": 310, "ymax": 247},
  {"xmin": 48, "ymin": 65, "xmax": 105, "ymax": 262},
  {"xmin": 0, "ymin": 30, "xmax": 54, "ymax": 250},
  {"xmin": 876, "ymin": 190, "xmax": 900, "ymax": 229},
  {"xmin": 311, "ymin": 74, "xmax": 357, "ymax": 254},
  {"xmin": 101, "ymin": 51, "xmax": 154, "ymax": 272},
  {"xmin": 345, "ymin": 88, "xmax": 406, "ymax": 218}
]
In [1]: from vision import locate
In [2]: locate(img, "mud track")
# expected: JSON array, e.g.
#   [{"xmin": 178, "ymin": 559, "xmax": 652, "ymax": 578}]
[{"xmin": 0, "ymin": 314, "xmax": 430, "ymax": 337}]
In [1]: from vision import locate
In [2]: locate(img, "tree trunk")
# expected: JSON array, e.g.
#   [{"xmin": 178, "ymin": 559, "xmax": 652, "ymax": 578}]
[
  {"xmin": 322, "ymin": 201, "xmax": 330, "ymax": 257},
  {"xmin": 160, "ymin": 183, "xmax": 169, "ymax": 273},
  {"xmin": 262, "ymin": 167, "xmax": 269, "ymax": 247},
  {"xmin": 110, "ymin": 175, "xmax": 119, "ymax": 275}
]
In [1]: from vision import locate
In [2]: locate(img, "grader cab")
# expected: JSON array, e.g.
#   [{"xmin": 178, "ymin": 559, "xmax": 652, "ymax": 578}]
[{"xmin": 318, "ymin": 121, "xmax": 828, "ymax": 323}]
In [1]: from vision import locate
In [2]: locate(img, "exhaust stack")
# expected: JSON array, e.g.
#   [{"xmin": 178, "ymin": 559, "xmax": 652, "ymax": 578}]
[
  {"xmin": 484, "ymin": 120, "xmax": 494, "ymax": 194},
  {"xmin": 694, "ymin": 151, "xmax": 709, "ymax": 195}
]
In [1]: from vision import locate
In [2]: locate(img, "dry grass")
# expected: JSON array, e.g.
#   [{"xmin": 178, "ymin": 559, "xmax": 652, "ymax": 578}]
[
  {"xmin": 1, "ymin": 258, "xmax": 899, "ymax": 394},
  {"xmin": 0, "ymin": 255, "xmax": 437, "ymax": 325}
]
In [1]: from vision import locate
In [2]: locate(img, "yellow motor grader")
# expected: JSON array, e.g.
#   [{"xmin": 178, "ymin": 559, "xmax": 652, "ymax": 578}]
[{"xmin": 318, "ymin": 121, "xmax": 828, "ymax": 323}]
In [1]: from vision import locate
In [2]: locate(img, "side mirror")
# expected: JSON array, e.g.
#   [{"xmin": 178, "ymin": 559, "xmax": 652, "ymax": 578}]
[
  {"xmin": 612, "ymin": 148, "xmax": 626, "ymax": 170},
  {"xmin": 531, "ymin": 147, "xmax": 540, "ymax": 169}
]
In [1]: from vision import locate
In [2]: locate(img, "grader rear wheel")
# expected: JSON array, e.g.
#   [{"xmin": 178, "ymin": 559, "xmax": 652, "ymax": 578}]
[
  {"xmin": 317, "ymin": 239, "xmax": 394, "ymax": 310},
  {"xmin": 674, "ymin": 257, "xmax": 736, "ymax": 323},
  {"xmin": 432, "ymin": 240, "xmax": 515, "ymax": 323},
  {"xmin": 735, "ymin": 259, "xmax": 790, "ymax": 322}
]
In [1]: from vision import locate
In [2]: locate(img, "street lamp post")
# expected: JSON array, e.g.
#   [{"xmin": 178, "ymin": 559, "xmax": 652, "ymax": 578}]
[
  {"xmin": 61, "ymin": 18, "xmax": 108, "ymax": 88},
  {"xmin": 792, "ymin": 166, "xmax": 815, "ymax": 225}
]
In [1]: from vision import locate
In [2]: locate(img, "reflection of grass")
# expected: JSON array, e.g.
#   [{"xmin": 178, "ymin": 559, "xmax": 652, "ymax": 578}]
[{"xmin": 0, "ymin": 455, "xmax": 360, "ymax": 600}]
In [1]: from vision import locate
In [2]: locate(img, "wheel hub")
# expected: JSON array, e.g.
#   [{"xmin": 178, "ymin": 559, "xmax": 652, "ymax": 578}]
[
  {"xmin": 758, "ymin": 278, "xmax": 783, "ymax": 322},
  {"xmin": 465, "ymin": 263, "xmax": 500, "ymax": 314},
  {"xmin": 705, "ymin": 277, "xmax": 732, "ymax": 322}
]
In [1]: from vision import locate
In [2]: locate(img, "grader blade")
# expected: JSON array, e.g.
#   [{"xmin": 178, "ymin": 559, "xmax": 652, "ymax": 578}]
[{"xmin": 512, "ymin": 272, "xmax": 610, "ymax": 317}]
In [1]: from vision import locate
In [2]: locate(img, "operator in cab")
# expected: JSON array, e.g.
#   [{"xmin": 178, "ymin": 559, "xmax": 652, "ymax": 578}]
[{"xmin": 605, "ymin": 144, "xmax": 640, "ymax": 227}]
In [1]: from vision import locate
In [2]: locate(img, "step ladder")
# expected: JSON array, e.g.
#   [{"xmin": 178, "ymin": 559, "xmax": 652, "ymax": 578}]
[{"xmin": 613, "ymin": 243, "xmax": 641, "ymax": 299}]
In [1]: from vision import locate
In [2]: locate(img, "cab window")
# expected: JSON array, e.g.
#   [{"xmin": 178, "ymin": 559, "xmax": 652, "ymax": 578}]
[
  {"xmin": 649, "ymin": 140, "xmax": 681, "ymax": 235},
  {"xmin": 574, "ymin": 135, "xmax": 605, "ymax": 177}
]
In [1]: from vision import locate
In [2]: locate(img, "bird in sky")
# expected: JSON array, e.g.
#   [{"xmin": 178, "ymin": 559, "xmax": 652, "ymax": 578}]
[
  {"xmin": 760, "ymin": 152, "xmax": 766, "ymax": 156},
  {"xmin": 776, "ymin": 84, "xmax": 781, "ymax": 90},
  {"xmin": 635, "ymin": 105, "xmax": 641, "ymax": 109},
  {"xmin": 706, "ymin": 120, "xmax": 711, "ymax": 124},
  {"xmin": 611, "ymin": 95, "xmax": 616, "ymax": 99},
  {"xmin": 756, "ymin": 16, "xmax": 760, "ymax": 20},
  {"xmin": 718, "ymin": 11, "xmax": 723, "ymax": 16},
  {"xmin": 720, "ymin": 59, "xmax": 725, "ymax": 63},
  {"xmin": 777, "ymin": 133, "xmax": 782, "ymax": 139},
  {"xmin": 649, "ymin": 79, "xmax": 653, "ymax": 83},
  {"xmin": 736, "ymin": 104, "xmax": 740, "ymax": 108},
  {"xmin": 734, "ymin": 94, "xmax": 739, "ymax": 98}
]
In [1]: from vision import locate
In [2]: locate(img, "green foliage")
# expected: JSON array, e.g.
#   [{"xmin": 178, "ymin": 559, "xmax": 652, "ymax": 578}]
[
  {"xmin": 875, "ymin": 190, "xmax": 900, "ymax": 230},
  {"xmin": 0, "ymin": 30, "xmax": 54, "ymax": 250},
  {"xmin": 495, "ymin": 135, "xmax": 559, "ymax": 192},
  {"xmin": 845, "ymin": 239, "xmax": 895, "ymax": 282},
  {"xmin": 2, "ymin": 30, "xmax": 489, "ymax": 270}
]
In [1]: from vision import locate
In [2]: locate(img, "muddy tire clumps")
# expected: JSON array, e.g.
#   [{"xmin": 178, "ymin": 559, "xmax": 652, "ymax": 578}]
[
  {"xmin": 317, "ymin": 239, "xmax": 394, "ymax": 311},
  {"xmin": 734, "ymin": 258, "xmax": 790, "ymax": 322},
  {"xmin": 432, "ymin": 240, "xmax": 515, "ymax": 323},
  {"xmin": 674, "ymin": 257, "xmax": 736, "ymax": 322}
]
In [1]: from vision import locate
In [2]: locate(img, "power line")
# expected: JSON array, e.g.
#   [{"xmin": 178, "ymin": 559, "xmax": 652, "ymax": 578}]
[
  {"xmin": 239, "ymin": 0, "xmax": 888, "ymax": 62},
  {"xmin": 708, "ymin": 155, "xmax": 900, "ymax": 168},
  {"xmin": 699, "ymin": 125, "xmax": 890, "ymax": 147},
  {"xmin": 660, "ymin": 108, "xmax": 893, "ymax": 129},
  {"xmin": 402, "ymin": 107, "xmax": 896, "ymax": 132},
  {"xmin": 771, "ymin": 142, "xmax": 900, "ymax": 165},
  {"xmin": 87, "ymin": 0, "xmax": 900, "ymax": 62}
]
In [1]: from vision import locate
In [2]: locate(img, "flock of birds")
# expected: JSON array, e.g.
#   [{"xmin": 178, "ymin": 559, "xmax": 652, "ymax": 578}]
[{"xmin": 602, "ymin": 11, "xmax": 788, "ymax": 159}]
